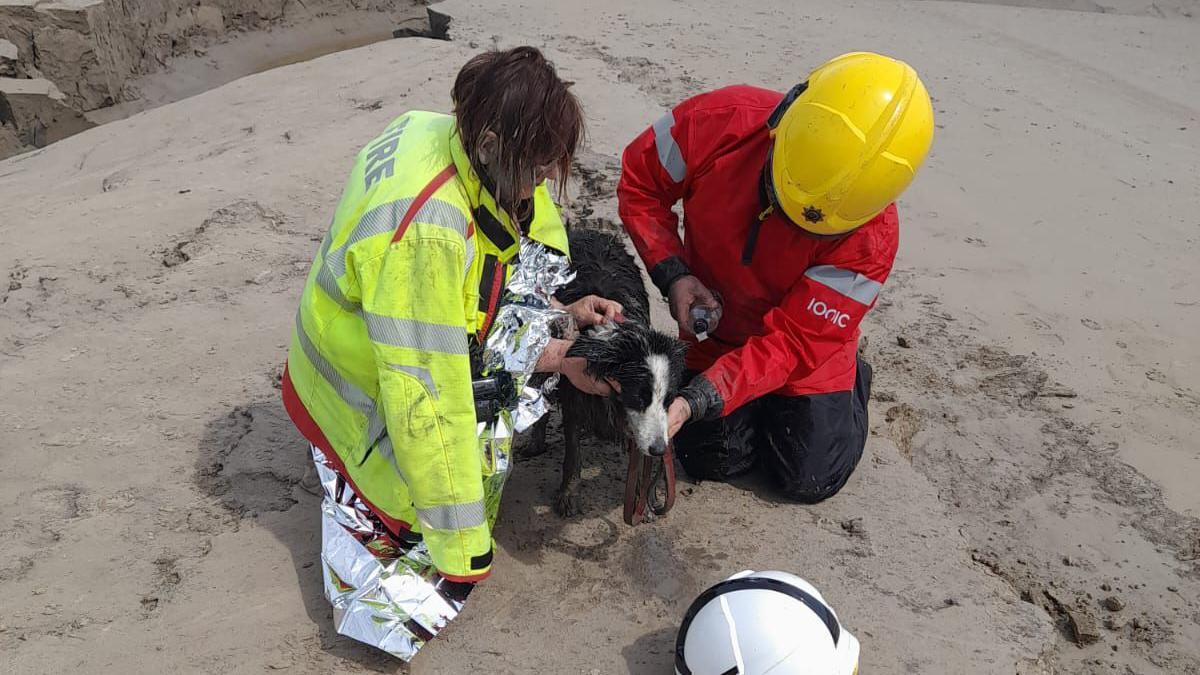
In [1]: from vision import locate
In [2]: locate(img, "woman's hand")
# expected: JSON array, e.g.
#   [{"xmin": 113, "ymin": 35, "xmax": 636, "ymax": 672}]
[
  {"xmin": 535, "ymin": 338, "xmax": 615, "ymax": 396},
  {"xmin": 560, "ymin": 356, "xmax": 615, "ymax": 396},
  {"xmin": 564, "ymin": 295, "xmax": 624, "ymax": 328}
]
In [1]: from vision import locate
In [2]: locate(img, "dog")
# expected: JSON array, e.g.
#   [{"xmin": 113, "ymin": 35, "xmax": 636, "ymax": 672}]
[{"xmin": 527, "ymin": 228, "xmax": 687, "ymax": 516}]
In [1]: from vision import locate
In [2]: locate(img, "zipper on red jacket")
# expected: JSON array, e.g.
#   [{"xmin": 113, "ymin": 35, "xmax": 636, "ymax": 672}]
[
  {"xmin": 743, "ymin": 165, "xmax": 777, "ymax": 265},
  {"xmin": 741, "ymin": 205, "xmax": 773, "ymax": 265}
]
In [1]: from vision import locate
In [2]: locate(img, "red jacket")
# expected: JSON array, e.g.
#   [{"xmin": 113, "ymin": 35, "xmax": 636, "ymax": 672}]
[{"xmin": 618, "ymin": 85, "xmax": 898, "ymax": 418}]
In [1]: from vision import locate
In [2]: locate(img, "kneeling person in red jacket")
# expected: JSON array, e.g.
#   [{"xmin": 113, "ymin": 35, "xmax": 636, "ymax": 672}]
[{"xmin": 618, "ymin": 53, "xmax": 935, "ymax": 502}]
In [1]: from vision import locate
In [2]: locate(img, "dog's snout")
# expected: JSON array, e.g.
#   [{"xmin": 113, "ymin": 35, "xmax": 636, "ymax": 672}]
[{"xmin": 647, "ymin": 438, "xmax": 668, "ymax": 457}]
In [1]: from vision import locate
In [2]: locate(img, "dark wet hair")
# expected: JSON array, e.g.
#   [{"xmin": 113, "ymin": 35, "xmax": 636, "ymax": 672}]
[{"xmin": 452, "ymin": 46, "xmax": 584, "ymax": 215}]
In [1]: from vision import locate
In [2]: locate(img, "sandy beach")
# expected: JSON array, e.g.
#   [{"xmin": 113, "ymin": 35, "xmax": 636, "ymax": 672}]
[{"xmin": 1, "ymin": 0, "xmax": 1198, "ymax": 672}]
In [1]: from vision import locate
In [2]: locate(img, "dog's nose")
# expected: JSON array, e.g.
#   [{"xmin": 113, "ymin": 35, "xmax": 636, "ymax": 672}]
[{"xmin": 648, "ymin": 438, "xmax": 667, "ymax": 457}]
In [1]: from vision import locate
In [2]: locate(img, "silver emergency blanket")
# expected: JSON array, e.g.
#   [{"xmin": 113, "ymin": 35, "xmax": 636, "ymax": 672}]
[
  {"xmin": 315, "ymin": 238, "xmax": 574, "ymax": 661},
  {"xmin": 314, "ymin": 444, "xmax": 465, "ymax": 661},
  {"xmin": 481, "ymin": 237, "xmax": 575, "ymax": 432}
]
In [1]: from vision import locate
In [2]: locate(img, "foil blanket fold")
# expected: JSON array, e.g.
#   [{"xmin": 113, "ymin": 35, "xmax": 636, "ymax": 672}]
[
  {"xmin": 315, "ymin": 444, "xmax": 465, "ymax": 661},
  {"xmin": 482, "ymin": 238, "xmax": 575, "ymax": 432}
]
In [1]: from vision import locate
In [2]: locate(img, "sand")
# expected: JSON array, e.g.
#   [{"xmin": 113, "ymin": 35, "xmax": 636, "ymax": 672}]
[{"xmin": 1, "ymin": 0, "xmax": 1198, "ymax": 672}]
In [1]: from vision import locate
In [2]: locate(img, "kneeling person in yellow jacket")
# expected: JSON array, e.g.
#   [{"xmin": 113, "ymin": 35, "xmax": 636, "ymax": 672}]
[{"xmin": 282, "ymin": 47, "xmax": 619, "ymax": 660}]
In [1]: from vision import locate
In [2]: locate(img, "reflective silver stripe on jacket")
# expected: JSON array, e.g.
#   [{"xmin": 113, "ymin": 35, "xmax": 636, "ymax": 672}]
[
  {"xmin": 294, "ymin": 312, "xmax": 385, "ymax": 447},
  {"xmin": 803, "ymin": 265, "xmax": 883, "ymax": 306},
  {"xmin": 652, "ymin": 112, "xmax": 686, "ymax": 183},
  {"xmin": 313, "ymin": 231, "xmax": 358, "ymax": 311},
  {"xmin": 384, "ymin": 363, "xmax": 440, "ymax": 399},
  {"xmin": 416, "ymin": 501, "xmax": 487, "ymax": 531},
  {"xmin": 315, "ymin": 197, "xmax": 471, "ymax": 309},
  {"xmin": 364, "ymin": 311, "xmax": 469, "ymax": 356}
]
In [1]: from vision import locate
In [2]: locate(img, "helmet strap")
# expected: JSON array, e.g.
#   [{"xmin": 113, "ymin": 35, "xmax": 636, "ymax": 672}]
[
  {"xmin": 763, "ymin": 142, "xmax": 858, "ymax": 241},
  {"xmin": 766, "ymin": 81, "xmax": 809, "ymax": 129}
]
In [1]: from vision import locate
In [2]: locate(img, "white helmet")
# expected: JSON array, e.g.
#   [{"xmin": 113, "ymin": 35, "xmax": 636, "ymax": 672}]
[{"xmin": 675, "ymin": 570, "xmax": 859, "ymax": 675}]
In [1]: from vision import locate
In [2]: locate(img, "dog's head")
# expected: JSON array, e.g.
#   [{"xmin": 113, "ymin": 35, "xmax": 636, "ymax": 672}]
[{"xmin": 567, "ymin": 321, "xmax": 688, "ymax": 456}]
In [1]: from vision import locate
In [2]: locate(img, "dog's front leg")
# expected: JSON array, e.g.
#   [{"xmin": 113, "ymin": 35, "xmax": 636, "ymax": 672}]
[
  {"xmin": 555, "ymin": 407, "xmax": 583, "ymax": 517},
  {"xmin": 518, "ymin": 413, "xmax": 551, "ymax": 459}
]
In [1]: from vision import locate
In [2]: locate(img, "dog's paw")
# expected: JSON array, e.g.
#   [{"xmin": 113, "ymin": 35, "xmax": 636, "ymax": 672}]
[{"xmin": 554, "ymin": 489, "xmax": 582, "ymax": 517}]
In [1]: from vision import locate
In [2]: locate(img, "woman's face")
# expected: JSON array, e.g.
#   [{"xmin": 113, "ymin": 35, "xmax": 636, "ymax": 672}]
[
  {"xmin": 476, "ymin": 131, "xmax": 564, "ymax": 204},
  {"xmin": 518, "ymin": 161, "xmax": 562, "ymax": 201}
]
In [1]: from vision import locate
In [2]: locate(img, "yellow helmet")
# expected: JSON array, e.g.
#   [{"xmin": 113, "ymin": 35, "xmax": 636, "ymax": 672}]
[{"xmin": 768, "ymin": 52, "xmax": 934, "ymax": 236}]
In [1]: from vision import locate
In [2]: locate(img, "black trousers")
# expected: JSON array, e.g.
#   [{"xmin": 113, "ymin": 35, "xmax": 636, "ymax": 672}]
[{"xmin": 674, "ymin": 358, "xmax": 872, "ymax": 504}]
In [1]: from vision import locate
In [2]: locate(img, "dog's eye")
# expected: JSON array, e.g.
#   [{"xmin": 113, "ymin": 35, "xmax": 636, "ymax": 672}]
[{"xmin": 620, "ymin": 385, "xmax": 651, "ymax": 409}]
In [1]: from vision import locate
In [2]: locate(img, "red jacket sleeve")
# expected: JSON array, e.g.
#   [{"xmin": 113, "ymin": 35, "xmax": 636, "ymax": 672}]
[
  {"xmin": 618, "ymin": 111, "xmax": 685, "ymax": 291},
  {"xmin": 688, "ymin": 208, "xmax": 899, "ymax": 418},
  {"xmin": 618, "ymin": 89, "xmax": 770, "ymax": 295}
]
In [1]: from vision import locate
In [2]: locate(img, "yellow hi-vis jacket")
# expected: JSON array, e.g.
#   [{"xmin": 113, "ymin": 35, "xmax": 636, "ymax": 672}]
[{"xmin": 282, "ymin": 111, "xmax": 569, "ymax": 582}]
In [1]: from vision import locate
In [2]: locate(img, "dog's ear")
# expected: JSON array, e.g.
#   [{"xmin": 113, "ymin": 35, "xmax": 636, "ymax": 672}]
[
  {"xmin": 644, "ymin": 328, "xmax": 687, "ymax": 362},
  {"xmin": 565, "ymin": 329, "xmax": 627, "ymax": 380}
]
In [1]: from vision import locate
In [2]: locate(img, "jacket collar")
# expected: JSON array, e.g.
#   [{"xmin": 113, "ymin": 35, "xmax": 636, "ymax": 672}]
[
  {"xmin": 449, "ymin": 128, "xmax": 522, "ymax": 254},
  {"xmin": 446, "ymin": 122, "xmax": 569, "ymax": 258}
]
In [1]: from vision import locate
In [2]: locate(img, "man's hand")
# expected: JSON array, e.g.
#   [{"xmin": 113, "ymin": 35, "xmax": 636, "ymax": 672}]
[
  {"xmin": 667, "ymin": 275, "xmax": 721, "ymax": 338},
  {"xmin": 667, "ymin": 397, "xmax": 692, "ymax": 438},
  {"xmin": 564, "ymin": 295, "xmax": 624, "ymax": 328},
  {"xmin": 560, "ymin": 356, "xmax": 615, "ymax": 396}
]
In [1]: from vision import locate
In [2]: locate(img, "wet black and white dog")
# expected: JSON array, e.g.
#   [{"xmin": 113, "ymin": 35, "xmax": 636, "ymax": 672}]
[{"xmin": 527, "ymin": 229, "xmax": 687, "ymax": 516}]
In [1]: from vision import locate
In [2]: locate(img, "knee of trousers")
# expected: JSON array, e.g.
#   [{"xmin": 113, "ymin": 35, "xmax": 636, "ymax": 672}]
[
  {"xmin": 775, "ymin": 438, "xmax": 863, "ymax": 503},
  {"xmin": 675, "ymin": 408, "xmax": 758, "ymax": 480}
]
